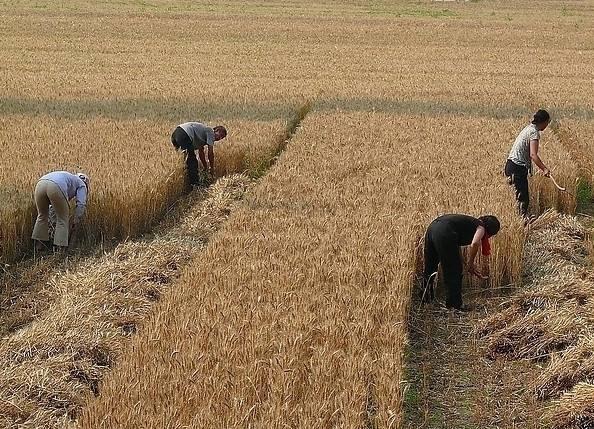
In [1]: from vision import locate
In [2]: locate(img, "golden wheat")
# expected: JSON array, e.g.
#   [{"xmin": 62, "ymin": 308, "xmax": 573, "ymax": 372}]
[
  {"xmin": 0, "ymin": 0, "xmax": 593, "ymax": 427},
  {"xmin": 75, "ymin": 108, "xmax": 578, "ymax": 427}
]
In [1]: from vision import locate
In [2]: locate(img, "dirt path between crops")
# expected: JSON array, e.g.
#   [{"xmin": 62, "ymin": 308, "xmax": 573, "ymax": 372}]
[{"xmin": 404, "ymin": 291, "xmax": 550, "ymax": 429}]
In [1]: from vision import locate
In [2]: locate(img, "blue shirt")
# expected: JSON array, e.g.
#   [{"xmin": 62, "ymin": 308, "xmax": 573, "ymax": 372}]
[{"xmin": 39, "ymin": 171, "xmax": 88, "ymax": 221}]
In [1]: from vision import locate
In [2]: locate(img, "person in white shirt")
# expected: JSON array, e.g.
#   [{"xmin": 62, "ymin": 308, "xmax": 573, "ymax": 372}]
[
  {"xmin": 31, "ymin": 171, "xmax": 90, "ymax": 250},
  {"xmin": 170, "ymin": 122, "xmax": 227, "ymax": 186},
  {"xmin": 504, "ymin": 109, "xmax": 551, "ymax": 218}
]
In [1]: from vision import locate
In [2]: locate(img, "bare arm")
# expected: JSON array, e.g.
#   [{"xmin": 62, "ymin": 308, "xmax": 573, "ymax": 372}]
[
  {"xmin": 530, "ymin": 139, "xmax": 550, "ymax": 176},
  {"xmin": 198, "ymin": 146, "xmax": 208, "ymax": 169},
  {"xmin": 208, "ymin": 145, "xmax": 215, "ymax": 174},
  {"xmin": 467, "ymin": 226, "xmax": 487, "ymax": 279}
]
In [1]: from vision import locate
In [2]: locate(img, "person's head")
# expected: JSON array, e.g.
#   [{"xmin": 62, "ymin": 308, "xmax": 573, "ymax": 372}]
[
  {"xmin": 77, "ymin": 172, "xmax": 90, "ymax": 191},
  {"xmin": 479, "ymin": 215, "xmax": 500, "ymax": 237},
  {"xmin": 214, "ymin": 125, "xmax": 227, "ymax": 141},
  {"xmin": 531, "ymin": 109, "xmax": 551, "ymax": 131}
]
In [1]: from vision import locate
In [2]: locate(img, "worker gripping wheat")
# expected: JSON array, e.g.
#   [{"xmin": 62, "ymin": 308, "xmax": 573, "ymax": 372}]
[
  {"xmin": 171, "ymin": 122, "xmax": 227, "ymax": 187},
  {"xmin": 422, "ymin": 214, "xmax": 500, "ymax": 311},
  {"xmin": 31, "ymin": 171, "xmax": 90, "ymax": 252}
]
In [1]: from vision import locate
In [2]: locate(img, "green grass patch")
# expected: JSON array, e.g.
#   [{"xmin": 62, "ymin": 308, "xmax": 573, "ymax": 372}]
[
  {"xmin": 246, "ymin": 101, "xmax": 311, "ymax": 179},
  {"xmin": 576, "ymin": 178, "xmax": 593, "ymax": 211}
]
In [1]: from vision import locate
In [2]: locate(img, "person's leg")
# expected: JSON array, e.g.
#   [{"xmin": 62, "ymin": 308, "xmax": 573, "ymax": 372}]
[
  {"xmin": 515, "ymin": 168, "xmax": 530, "ymax": 217},
  {"xmin": 185, "ymin": 148, "xmax": 200, "ymax": 186},
  {"xmin": 505, "ymin": 160, "xmax": 529, "ymax": 216},
  {"xmin": 46, "ymin": 182, "xmax": 71, "ymax": 248},
  {"xmin": 434, "ymin": 230, "xmax": 464, "ymax": 309},
  {"xmin": 172, "ymin": 127, "xmax": 199, "ymax": 187},
  {"xmin": 422, "ymin": 226, "xmax": 439, "ymax": 302},
  {"xmin": 31, "ymin": 181, "xmax": 51, "ymax": 244}
]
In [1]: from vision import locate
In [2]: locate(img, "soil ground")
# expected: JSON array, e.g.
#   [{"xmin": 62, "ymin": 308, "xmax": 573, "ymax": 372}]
[
  {"xmin": 405, "ymin": 200, "xmax": 594, "ymax": 429},
  {"xmin": 404, "ymin": 293, "xmax": 549, "ymax": 429}
]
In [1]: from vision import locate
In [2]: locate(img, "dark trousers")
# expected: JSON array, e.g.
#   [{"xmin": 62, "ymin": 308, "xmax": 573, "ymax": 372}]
[
  {"xmin": 171, "ymin": 127, "xmax": 199, "ymax": 186},
  {"xmin": 504, "ymin": 159, "xmax": 529, "ymax": 216},
  {"xmin": 422, "ymin": 220, "xmax": 463, "ymax": 309}
]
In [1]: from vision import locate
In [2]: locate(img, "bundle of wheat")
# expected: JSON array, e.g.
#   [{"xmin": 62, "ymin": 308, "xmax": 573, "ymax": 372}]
[
  {"xmin": 536, "ymin": 338, "xmax": 594, "ymax": 401},
  {"xmin": 549, "ymin": 383, "xmax": 594, "ymax": 429}
]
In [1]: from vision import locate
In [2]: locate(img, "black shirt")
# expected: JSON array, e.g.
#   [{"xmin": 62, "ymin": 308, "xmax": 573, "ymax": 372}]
[{"xmin": 431, "ymin": 214, "xmax": 481, "ymax": 246}]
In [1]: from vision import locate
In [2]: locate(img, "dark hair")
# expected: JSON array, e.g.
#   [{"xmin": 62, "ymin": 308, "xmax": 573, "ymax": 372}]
[
  {"xmin": 479, "ymin": 215, "xmax": 500, "ymax": 237},
  {"xmin": 214, "ymin": 125, "xmax": 227, "ymax": 139},
  {"xmin": 531, "ymin": 109, "xmax": 550, "ymax": 125}
]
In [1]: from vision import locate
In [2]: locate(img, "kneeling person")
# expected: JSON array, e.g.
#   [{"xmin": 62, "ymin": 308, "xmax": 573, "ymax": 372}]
[
  {"xmin": 32, "ymin": 171, "xmax": 90, "ymax": 250},
  {"xmin": 422, "ymin": 214, "xmax": 500, "ymax": 310},
  {"xmin": 171, "ymin": 122, "xmax": 227, "ymax": 186}
]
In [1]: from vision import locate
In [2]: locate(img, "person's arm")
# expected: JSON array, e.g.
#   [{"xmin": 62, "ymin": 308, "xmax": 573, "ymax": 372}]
[
  {"xmin": 208, "ymin": 145, "xmax": 215, "ymax": 174},
  {"xmin": 530, "ymin": 139, "xmax": 550, "ymax": 176},
  {"xmin": 467, "ymin": 226, "xmax": 487, "ymax": 279},
  {"xmin": 198, "ymin": 146, "xmax": 208, "ymax": 169}
]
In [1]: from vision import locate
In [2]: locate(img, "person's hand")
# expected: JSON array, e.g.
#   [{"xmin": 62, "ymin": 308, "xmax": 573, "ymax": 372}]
[
  {"xmin": 542, "ymin": 168, "xmax": 551, "ymax": 177},
  {"xmin": 468, "ymin": 264, "xmax": 488, "ymax": 280}
]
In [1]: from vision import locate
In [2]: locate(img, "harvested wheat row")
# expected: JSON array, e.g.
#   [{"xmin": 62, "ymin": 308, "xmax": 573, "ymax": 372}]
[
  {"xmin": 537, "ymin": 338, "xmax": 594, "ymax": 401},
  {"xmin": 549, "ymin": 383, "xmax": 594, "ymax": 429},
  {"xmin": 477, "ymin": 209, "xmax": 594, "ymax": 427},
  {"xmin": 478, "ymin": 211, "xmax": 593, "ymax": 360}
]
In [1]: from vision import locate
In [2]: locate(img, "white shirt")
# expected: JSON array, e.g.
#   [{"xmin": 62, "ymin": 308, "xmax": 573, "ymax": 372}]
[
  {"xmin": 39, "ymin": 171, "xmax": 88, "ymax": 221},
  {"xmin": 507, "ymin": 123, "xmax": 540, "ymax": 170},
  {"xmin": 178, "ymin": 122, "xmax": 215, "ymax": 149}
]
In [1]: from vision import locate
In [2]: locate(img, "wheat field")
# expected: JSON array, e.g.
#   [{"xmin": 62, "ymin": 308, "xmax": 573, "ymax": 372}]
[
  {"xmin": 75, "ymin": 110, "xmax": 575, "ymax": 428},
  {"xmin": 1, "ymin": 0, "xmax": 593, "ymax": 427}
]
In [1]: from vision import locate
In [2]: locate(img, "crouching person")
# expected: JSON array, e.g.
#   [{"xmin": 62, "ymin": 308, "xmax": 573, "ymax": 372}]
[
  {"xmin": 422, "ymin": 214, "xmax": 500, "ymax": 311},
  {"xmin": 31, "ymin": 171, "xmax": 90, "ymax": 252}
]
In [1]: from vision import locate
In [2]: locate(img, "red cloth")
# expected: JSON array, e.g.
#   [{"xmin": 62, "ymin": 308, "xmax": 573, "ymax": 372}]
[{"xmin": 481, "ymin": 236, "xmax": 491, "ymax": 256}]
